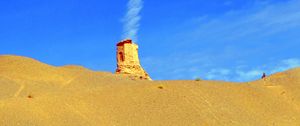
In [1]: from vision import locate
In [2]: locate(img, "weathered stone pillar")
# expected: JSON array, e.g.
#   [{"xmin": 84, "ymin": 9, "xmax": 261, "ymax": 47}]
[{"xmin": 115, "ymin": 39, "xmax": 152, "ymax": 80}]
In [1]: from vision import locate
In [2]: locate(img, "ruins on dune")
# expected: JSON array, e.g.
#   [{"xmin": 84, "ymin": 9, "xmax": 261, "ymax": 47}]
[{"xmin": 115, "ymin": 39, "xmax": 152, "ymax": 80}]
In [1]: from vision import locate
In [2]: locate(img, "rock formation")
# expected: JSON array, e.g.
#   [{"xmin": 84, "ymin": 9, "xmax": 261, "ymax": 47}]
[{"xmin": 115, "ymin": 39, "xmax": 152, "ymax": 80}]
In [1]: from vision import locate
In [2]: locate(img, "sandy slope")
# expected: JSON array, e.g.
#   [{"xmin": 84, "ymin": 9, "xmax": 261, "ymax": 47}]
[{"xmin": 0, "ymin": 55, "xmax": 299, "ymax": 126}]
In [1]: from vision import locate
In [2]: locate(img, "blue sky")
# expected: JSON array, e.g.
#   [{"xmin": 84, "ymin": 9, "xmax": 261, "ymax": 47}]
[{"xmin": 0, "ymin": 0, "xmax": 299, "ymax": 82}]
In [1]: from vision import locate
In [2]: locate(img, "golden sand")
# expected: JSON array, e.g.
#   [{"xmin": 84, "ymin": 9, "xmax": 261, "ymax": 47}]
[{"xmin": 0, "ymin": 55, "xmax": 299, "ymax": 126}]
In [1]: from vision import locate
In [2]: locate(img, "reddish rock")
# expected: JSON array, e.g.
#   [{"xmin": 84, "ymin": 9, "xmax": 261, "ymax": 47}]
[{"xmin": 115, "ymin": 39, "xmax": 152, "ymax": 80}]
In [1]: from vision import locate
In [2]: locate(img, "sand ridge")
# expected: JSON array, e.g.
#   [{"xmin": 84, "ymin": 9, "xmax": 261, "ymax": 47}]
[{"xmin": 0, "ymin": 55, "xmax": 300, "ymax": 126}]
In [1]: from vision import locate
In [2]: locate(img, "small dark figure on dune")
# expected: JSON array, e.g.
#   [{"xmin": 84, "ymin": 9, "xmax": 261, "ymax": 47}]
[{"xmin": 261, "ymin": 73, "xmax": 267, "ymax": 79}]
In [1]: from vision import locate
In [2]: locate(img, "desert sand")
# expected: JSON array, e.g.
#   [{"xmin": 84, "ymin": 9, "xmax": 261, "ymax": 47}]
[{"xmin": 0, "ymin": 55, "xmax": 299, "ymax": 126}]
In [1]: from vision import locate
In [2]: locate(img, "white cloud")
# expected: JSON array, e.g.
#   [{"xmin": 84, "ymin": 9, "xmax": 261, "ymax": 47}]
[
  {"xmin": 140, "ymin": 0, "xmax": 300, "ymax": 81},
  {"xmin": 143, "ymin": 53, "xmax": 300, "ymax": 81},
  {"xmin": 202, "ymin": 67, "xmax": 264, "ymax": 82},
  {"xmin": 197, "ymin": 58, "xmax": 300, "ymax": 82},
  {"xmin": 206, "ymin": 68, "xmax": 231, "ymax": 80},
  {"xmin": 122, "ymin": 0, "xmax": 143, "ymax": 42},
  {"xmin": 234, "ymin": 69, "xmax": 264, "ymax": 82},
  {"xmin": 188, "ymin": 0, "xmax": 300, "ymax": 42},
  {"xmin": 271, "ymin": 58, "xmax": 300, "ymax": 73}
]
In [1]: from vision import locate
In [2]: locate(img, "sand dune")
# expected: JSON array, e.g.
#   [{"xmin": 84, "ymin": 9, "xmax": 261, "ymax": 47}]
[{"xmin": 0, "ymin": 55, "xmax": 299, "ymax": 126}]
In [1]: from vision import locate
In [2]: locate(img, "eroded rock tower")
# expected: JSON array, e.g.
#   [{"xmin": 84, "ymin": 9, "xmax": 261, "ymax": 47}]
[{"xmin": 115, "ymin": 39, "xmax": 151, "ymax": 80}]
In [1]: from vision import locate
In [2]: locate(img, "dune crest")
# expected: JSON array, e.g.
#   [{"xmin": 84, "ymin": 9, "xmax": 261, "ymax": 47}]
[{"xmin": 0, "ymin": 55, "xmax": 300, "ymax": 126}]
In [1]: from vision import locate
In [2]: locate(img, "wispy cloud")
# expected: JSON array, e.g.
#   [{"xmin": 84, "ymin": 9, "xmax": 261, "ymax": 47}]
[
  {"xmin": 270, "ymin": 58, "xmax": 300, "ymax": 73},
  {"xmin": 141, "ymin": 0, "xmax": 300, "ymax": 81},
  {"xmin": 203, "ymin": 58, "xmax": 300, "ymax": 82},
  {"xmin": 187, "ymin": 0, "xmax": 300, "ymax": 43},
  {"xmin": 206, "ymin": 68, "xmax": 231, "ymax": 80},
  {"xmin": 122, "ymin": 0, "xmax": 143, "ymax": 42}
]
